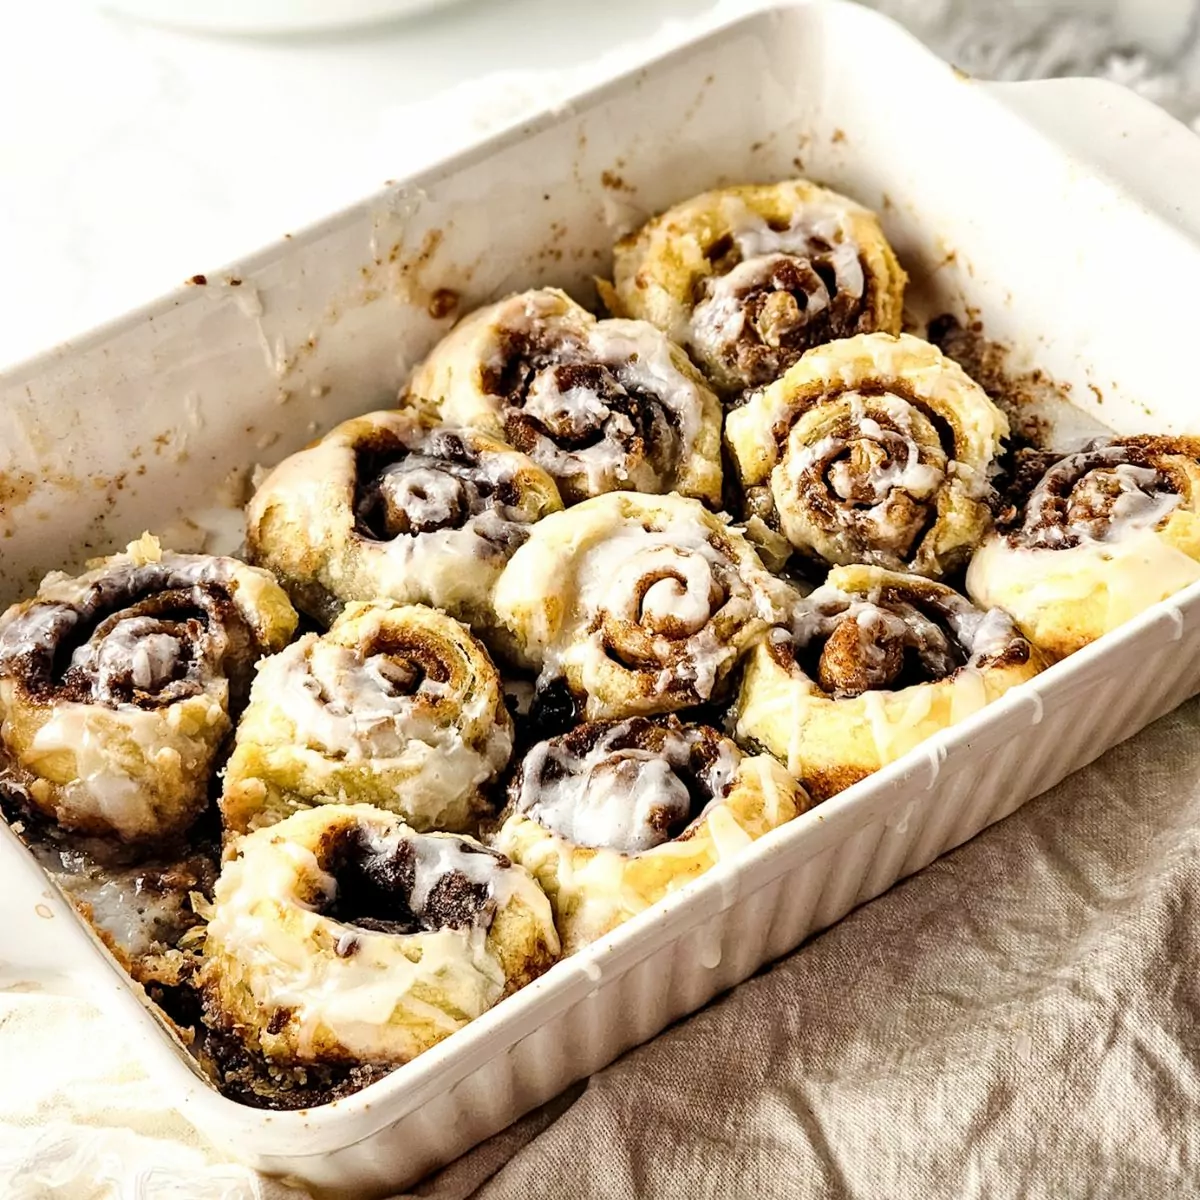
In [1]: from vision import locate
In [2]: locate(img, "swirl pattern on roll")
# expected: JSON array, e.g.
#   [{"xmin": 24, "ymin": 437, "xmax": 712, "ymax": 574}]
[
  {"xmin": 200, "ymin": 804, "xmax": 559, "ymax": 1066},
  {"xmin": 734, "ymin": 565, "xmax": 1043, "ymax": 799},
  {"xmin": 0, "ymin": 534, "xmax": 297, "ymax": 842},
  {"xmin": 490, "ymin": 716, "xmax": 808, "ymax": 953},
  {"xmin": 405, "ymin": 288, "xmax": 724, "ymax": 506},
  {"xmin": 246, "ymin": 408, "xmax": 563, "ymax": 627},
  {"xmin": 221, "ymin": 601, "xmax": 513, "ymax": 836},
  {"xmin": 725, "ymin": 332, "xmax": 1009, "ymax": 579},
  {"xmin": 493, "ymin": 492, "xmax": 785, "ymax": 720},
  {"xmin": 967, "ymin": 436, "xmax": 1200, "ymax": 658},
  {"xmin": 606, "ymin": 180, "xmax": 906, "ymax": 396}
]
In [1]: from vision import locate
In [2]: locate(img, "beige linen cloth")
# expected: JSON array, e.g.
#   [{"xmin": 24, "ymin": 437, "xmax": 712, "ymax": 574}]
[{"xmin": 3, "ymin": 697, "xmax": 1198, "ymax": 1198}]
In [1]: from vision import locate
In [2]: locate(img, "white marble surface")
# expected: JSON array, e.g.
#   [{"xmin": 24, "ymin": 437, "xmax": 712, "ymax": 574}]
[
  {"xmin": 0, "ymin": 0, "xmax": 718, "ymax": 370},
  {"xmin": 3, "ymin": 0, "xmax": 1197, "ymax": 372}
]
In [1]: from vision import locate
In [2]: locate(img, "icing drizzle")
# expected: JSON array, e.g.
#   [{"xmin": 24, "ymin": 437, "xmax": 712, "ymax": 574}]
[{"xmin": 511, "ymin": 717, "xmax": 742, "ymax": 855}]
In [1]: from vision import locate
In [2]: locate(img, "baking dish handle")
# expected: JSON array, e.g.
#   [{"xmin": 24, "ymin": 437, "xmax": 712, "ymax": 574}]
[
  {"xmin": 0, "ymin": 827, "xmax": 97, "ymax": 997},
  {"xmin": 981, "ymin": 76, "xmax": 1200, "ymax": 241}
]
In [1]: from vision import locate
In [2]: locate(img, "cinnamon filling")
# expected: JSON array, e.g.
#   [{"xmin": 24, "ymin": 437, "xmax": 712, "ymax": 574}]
[
  {"xmin": 0, "ymin": 565, "xmax": 255, "ymax": 710},
  {"xmin": 318, "ymin": 824, "xmax": 498, "ymax": 935},
  {"xmin": 815, "ymin": 614, "xmax": 906, "ymax": 696},
  {"xmin": 513, "ymin": 717, "xmax": 740, "ymax": 854},
  {"xmin": 598, "ymin": 547, "xmax": 728, "ymax": 680},
  {"xmin": 481, "ymin": 327, "xmax": 684, "ymax": 498},
  {"xmin": 309, "ymin": 630, "xmax": 452, "ymax": 722},
  {"xmin": 354, "ymin": 429, "xmax": 521, "ymax": 544},
  {"xmin": 787, "ymin": 591, "xmax": 977, "ymax": 700},
  {"xmin": 694, "ymin": 244, "xmax": 871, "ymax": 387},
  {"xmin": 778, "ymin": 386, "xmax": 955, "ymax": 567},
  {"xmin": 1006, "ymin": 438, "xmax": 1197, "ymax": 550}
]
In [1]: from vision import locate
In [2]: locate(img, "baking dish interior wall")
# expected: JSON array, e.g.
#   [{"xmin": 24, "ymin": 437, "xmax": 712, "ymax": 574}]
[{"xmin": 0, "ymin": 2, "xmax": 1194, "ymax": 605}]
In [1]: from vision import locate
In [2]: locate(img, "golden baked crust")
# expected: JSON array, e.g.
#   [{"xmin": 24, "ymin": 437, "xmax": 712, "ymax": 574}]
[
  {"xmin": 0, "ymin": 534, "xmax": 297, "ymax": 843},
  {"xmin": 221, "ymin": 602, "xmax": 513, "ymax": 837},
  {"xmin": 493, "ymin": 491, "xmax": 787, "ymax": 720},
  {"xmin": 406, "ymin": 288, "xmax": 723, "ymax": 506},
  {"xmin": 201, "ymin": 804, "xmax": 559, "ymax": 1066},
  {"xmin": 725, "ymin": 332, "xmax": 1009, "ymax": 580},
  {"xmin": 245, "ymin": 407, "xmax": 563, "ymax": 629},
  {"xmin": 490, "ymin": 717, "xmax": 809, "ymax": 954},
  {"xmin": 967, "ymin": 437, "xmax": 1200, "ymax": 658},
  {"xmin": 733, "ymin": 565, "xmax": 1045, "ymax": 800},
  {"xmin": 607, "ymin": 179, "xmax": 906, "ymax": 396}
]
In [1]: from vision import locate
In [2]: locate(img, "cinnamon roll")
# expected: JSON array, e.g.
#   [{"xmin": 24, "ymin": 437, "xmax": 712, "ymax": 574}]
[
  {"xmin": 493, "ymin": 492, "xmax": 785, "ymax": 720},
  {"xmin": 245, "ymin": 408, "xmax": 563, "ymax": 627},
  {"xmin": 725, "ymin": 333, "xmax": 1009, "ymax": 579},
  {"xmin": 733, "ymin": 565, "xmax": 1044, "ymax": 800},
  {"xmin": 200, "ymin": 804, "xmax": 558, "ymax": 1066},
  {"xmin": 967, "ymin": 437, "xmax": 1200, "ymax": 658},
  {"xmin": 0, "ymin": 534, "xmax": 297, "ymax": 843},
  {"xmin": 490, "ymin": 717, "xmax": 809, "ymax": 954},
  {"xmin": 405, "ymin": 288, "xmax": 723, "ymax": 506},
  {"xmin": 221, "ymin": 602, "xmax": 512, "ymax": 836},
  {"xmin": 605, "ymin": 180, "xmax": 906, "ymax": 396}
]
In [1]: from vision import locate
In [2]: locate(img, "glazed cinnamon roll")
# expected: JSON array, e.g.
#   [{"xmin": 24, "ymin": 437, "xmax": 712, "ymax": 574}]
[
  {"xmin": 405, "ymin": 288, "xmax": 723, "ymax": 506},
  {"xmin": 0, "ymin": 534, "xmax": 297, "ymax": 843},
  {"xmin": 733, "ymin": 565, "xmax": 1044, "ymax": 800},
  {"xmin": 246, "ymin": 408, "xmax": 563, "ymax": 627},
  {"xmin": 605, "ymin": 180, "xmax": 906, "ymax": 396},
  {"xmin": 201, "ymin": 804, "xmax": 558, "ymax": 1066},
  {"xmin": 725, "ymin": 333, "xmax": 1009, "ymax": 579},
  {"xmin": 221, "ymin": 602, "xmax": 512, "ymax": 836},
  {"xmin": 967, "ymin": 437, "xmax": 1200, "ymax": 658},
  {"xmin": 490, "ymin": 717, "xmax": 809, "ymax": 953},
  {"xmin": 493, "ymin": 492, "xmax": 785, "ymax": 720}
]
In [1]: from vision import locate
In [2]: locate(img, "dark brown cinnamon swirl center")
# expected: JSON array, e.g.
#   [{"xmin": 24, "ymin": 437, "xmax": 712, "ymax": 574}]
[
  {"xmin": 0, "ymin": 565, "xmax": 254, "ymax": 710},
  {"xmin": 815, "ymin": 614, "xmax": 906, "ymax": 695},
  {"xmin": 354, "ymin": 428, "xmax": 523, "ymax": 544},
  {"xmin": 780, "ymin": 578, "xmax": 1030, "ymax": 699},
  {"xmin": 318, "ymin": 823, "xmax": 504, "ymax": 935},
  {"xmin": 1013, "ymin": 441, "xmax": 1185, "ymax": 550},
  {"xmin": 481, "ymin": 328, "xmax": 684, "ymax": 498},
  {"xmin": 513, "ymin": 717, "xmax": 740, "ymax": 853},
  {"xmin": 787, "ymin": 594, "xmax": 967, "ymax": 700},
  {"xmin": 694, "ymin": 232, "xmax": 868, "ymax": 386}
]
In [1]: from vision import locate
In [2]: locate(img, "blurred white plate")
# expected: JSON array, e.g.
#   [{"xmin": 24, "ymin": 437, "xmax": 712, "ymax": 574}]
[{"xmin": 98, "ymin": 0, "xmax": 468, "ymax": 35}]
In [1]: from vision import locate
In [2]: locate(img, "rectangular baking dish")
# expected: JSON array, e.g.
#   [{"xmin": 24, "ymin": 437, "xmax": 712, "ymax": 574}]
[{"xmin": 3, "ymin": 2, "xmax": 1200, "ymax": 1195}]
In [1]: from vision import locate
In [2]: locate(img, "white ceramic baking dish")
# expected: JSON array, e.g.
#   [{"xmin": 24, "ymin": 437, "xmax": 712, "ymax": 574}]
[{"xmin": 3, "ymin": 2, "xmax": 1200, "ymax": 1194}]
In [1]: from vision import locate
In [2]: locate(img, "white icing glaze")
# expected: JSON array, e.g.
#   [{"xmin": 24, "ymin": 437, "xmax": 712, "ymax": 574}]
[
  {"xmin": 247, "ymin": 414, "xmax": 553, "ymax": 620},
  {"xmin": 488, "ymin": 300, "xmax": 706, "ymax": 496},
  {"xmin": 254, "ymin": 629, "xmax": 510, "ymax": 814},
  {"xmin": 25, "ymin": 836, "xmax": 208, "ymax": 963},
  {"xmin": 205, "ymin": 807, "xmax": 552, "ymax": 1057},
  {"xmin": 517, "ymin": 368, "xmax": 642, "ymax": 494},
  {"xmin": 375, "ymin": 462, "xmax": 465, "ymax": 532},
  {"xmin": 18, "ymin": 695, "xmax": 225, "ymax": 833},
  {"xmin": 79, "ymin": 618, "xmax": 188, "ymax": 702},
  {"xmin": 690, "ymin": 198, "xmax": 865, "ymax": 360},
  {"xmin": 513, "ymin": 722, "xmax": 741, "ymax": 855},
  {"xmin": 792, "ymin": 392, "xmax": 944, "ymax": 505},
  {"xmin": 1027, "ymin": 459, "xmax": 1182, "ymax": 548},
  {"xmin": 568, "ymin": 515, "xmax": 743, "ymax": 703}
]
